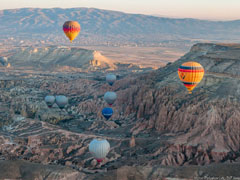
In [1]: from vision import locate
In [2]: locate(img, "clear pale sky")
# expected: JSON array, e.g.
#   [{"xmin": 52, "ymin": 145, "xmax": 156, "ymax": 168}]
[{"xmin": 0, "ymin": 0, "xmax": 239, "ymax": 20}]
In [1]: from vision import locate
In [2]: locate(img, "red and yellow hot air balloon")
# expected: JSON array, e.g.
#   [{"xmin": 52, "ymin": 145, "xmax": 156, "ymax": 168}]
[
  {"xmin": 63, "ymin": 21, "xmax": 81, "ymax": 42},
  {"xmin": 178, "ymin": 61, "xmax": 204, "ymax": 94}
]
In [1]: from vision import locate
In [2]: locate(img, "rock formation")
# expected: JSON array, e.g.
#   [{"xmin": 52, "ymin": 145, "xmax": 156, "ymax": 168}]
[
  {"xmin": 6, "ymin": 46, "xmax": 144, "ymax": 72},
  {"xmin": 0, "ymin": 43, "xmax": 239, "ymax": 179}
]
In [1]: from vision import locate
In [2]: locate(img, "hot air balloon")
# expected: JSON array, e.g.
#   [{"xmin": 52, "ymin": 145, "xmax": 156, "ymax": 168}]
[
  {"xmin": 55, "ymin": 95, "xmax": 68, "ymax": 109},
  {"xmin": 104, "ymin": 92, "xmax": 117, "ymax": 106},
  {"xmin": 89, "ymin": 139, "xmax": 110, "ymax": 163},
  {"xmin": 44, "ymin": 95, "xmax": 55, "ymax": 108},
  {"xmin": 106, "ymin": 73, "xmax": 116, "ymax": 86},
  {"xmin": 178, "ymin": 61, "xmax": 204, "ymax": 94},
  {"xmin": 0, "ymin": 57, "xmax": 8, "ymax": 66},
  {"xmin": 63, "ymin": 21, "xmax": 81, "ymax": 42},
  {"xmin": 102, "ymin": 107, "xmax": 113, "ymax": 120}
]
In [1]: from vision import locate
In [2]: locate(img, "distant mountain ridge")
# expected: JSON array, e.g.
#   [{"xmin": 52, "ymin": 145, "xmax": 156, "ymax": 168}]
[{"xmin": 1, "ymin": 8, "xmax": 240, "ymax": 44}]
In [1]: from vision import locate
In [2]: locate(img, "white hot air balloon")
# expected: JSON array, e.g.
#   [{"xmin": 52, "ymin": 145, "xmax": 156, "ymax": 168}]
[
  {"xmin": 89, "ymin": 139, "xmax": 110, "ymax": 163},
  {"xmin": 0, "ymin": 57, "xmax": 8, "ymax": 66},
  {"xmin": 106, "ymin": 73, "xmax": 116, "ymax": 86},
  {"xmin": 104, "ymin": 92, "xmax": 117, "ymax": 106},
  {"xmin": 55, "ymin": 95, "xmax": 68, "ymax": 109},
  {"xmin": 44, "ymin": 95, "xmax": 55, "ymax": 108}
]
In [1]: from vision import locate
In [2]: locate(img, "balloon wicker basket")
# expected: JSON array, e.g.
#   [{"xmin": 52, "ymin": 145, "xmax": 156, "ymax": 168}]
[{"xmin": 96, "ymin": 158, "xmax": 104, "ymax": 163}]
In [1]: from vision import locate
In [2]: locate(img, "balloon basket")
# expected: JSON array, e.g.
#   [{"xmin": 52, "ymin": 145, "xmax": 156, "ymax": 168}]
[{"xmin": 96, "ymin": 158, "xmax": 104, "ymax": 163}]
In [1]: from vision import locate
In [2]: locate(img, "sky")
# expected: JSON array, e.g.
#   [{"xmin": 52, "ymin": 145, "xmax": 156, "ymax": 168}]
[{"xmin": 0, "ymin": 0, "xmax": 239, "ymax": 20}]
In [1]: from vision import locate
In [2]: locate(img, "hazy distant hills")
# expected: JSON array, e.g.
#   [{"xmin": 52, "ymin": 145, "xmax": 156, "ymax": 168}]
[{"xmin": 1, "ymin": 8, "xmax": 240, "ymax": 44}]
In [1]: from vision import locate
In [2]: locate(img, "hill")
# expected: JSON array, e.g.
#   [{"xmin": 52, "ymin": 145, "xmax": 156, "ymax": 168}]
[
  {"xmin": 1, "ymin": 8, "xmax": 240, "ymax": 45},
  {"xmin": 4, "ymin": 46, "xmax": 145, "ymax": 72}
]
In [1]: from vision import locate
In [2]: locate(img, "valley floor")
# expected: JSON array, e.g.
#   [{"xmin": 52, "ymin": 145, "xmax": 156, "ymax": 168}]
[{"xmin": 79, "ymin": 45, "xmax": 188, "ymax": 68}]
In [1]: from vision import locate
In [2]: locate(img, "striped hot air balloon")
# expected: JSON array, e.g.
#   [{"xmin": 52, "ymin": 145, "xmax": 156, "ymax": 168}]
[
  {"xmin": 178, "ymin": 61, "xmax": 204, "ymax": 94},
  {"xmin": 63, "ymin": 21, "xmax": 81, "ymax": 42}
]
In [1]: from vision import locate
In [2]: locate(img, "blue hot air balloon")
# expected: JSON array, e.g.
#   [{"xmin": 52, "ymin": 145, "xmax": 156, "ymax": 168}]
[{"xmin": 102, "ymin": 107, "xmax": 113, "ymax": 120}]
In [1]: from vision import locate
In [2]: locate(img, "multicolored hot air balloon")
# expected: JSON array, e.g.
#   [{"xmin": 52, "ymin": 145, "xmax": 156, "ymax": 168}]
[
  {"xmin": 102, "ymin": 107, "xmax": 113, "ymax": 120},
  {"xmin": 56, "ymin": 95, "xmax": 68, "ymax": 109},
  {"xmin": 44, "ymin": 95, "xmax": 55, "ymax": 108},
  {"xmin": 104, "ymin": 92, "xmax": 117, "ymax": 106},
  {"xmin": 106, "ymin": 73, "xmax": 116, "ymax": 86},
  {"xmin": 178, "ymin": 61, "xmax": 204, "ymax": 94},
  {"xmin": 89, "ymin": 139, "xmax": 110, "ymax": 163},
  {"xmin": 63, "ymin": 21, "xmax": 81, "ymax": 42}
]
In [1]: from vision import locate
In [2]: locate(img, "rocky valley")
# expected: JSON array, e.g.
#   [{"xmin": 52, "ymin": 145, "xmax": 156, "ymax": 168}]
[{"xmin": 0, "ymin": 43, "xmax": 238, "ymax": 179}]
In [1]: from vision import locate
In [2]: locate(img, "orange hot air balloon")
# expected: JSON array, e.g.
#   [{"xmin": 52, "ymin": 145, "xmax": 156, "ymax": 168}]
[
  {"xmin": 63, "ymin": 21, "xmax": 81, "ymax": 42},
  {"xmin": 178, "ymin": 61, "xmax": 204, "ymax": 94}
]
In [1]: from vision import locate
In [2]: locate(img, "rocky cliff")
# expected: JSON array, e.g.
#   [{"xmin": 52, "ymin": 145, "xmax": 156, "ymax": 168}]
[
  {"xmin": 5, "ymin": 46, "xmax": 143, "ymax": 71},
  {"xmin": 115, "ymin": 43, "xmax": 240, "ymax": 165},
  {"xmin": 44, "ymin": 43, "xmax": 240, "ymax": 166}
]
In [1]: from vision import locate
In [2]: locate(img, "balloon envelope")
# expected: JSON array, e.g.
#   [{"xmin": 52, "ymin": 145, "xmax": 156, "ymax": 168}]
[
  {"xmin": 178, "ymin": 61, "xmax": 204, "ymax": 94},
  {"xmin": 0, "ymin": 57, "xmax": 8, "ymax": 66},
  {"xmin": 102, "ymin": 107, "xmax": 113, "ymax": 120},
  {"xmin": 89, "ymin": 139, "xmax": 110, "ymax": 162},
  {"xmin": 44, "ymin": 95, "xmax": 55, "ymax": 108},
  {"xmin": 55, "ymin": 95, "xmax": 68, "ymax": 109},
  {"xmin": 63, "ymin": 21, "xmax": 81, "ymax": 42},
  {"xmin": 106, "ymin": 73, "xmax": 116, "ymax": 86},
  {"xmin": 104, "ymin": 92, "xmax": 117, "ymax": 105}
]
